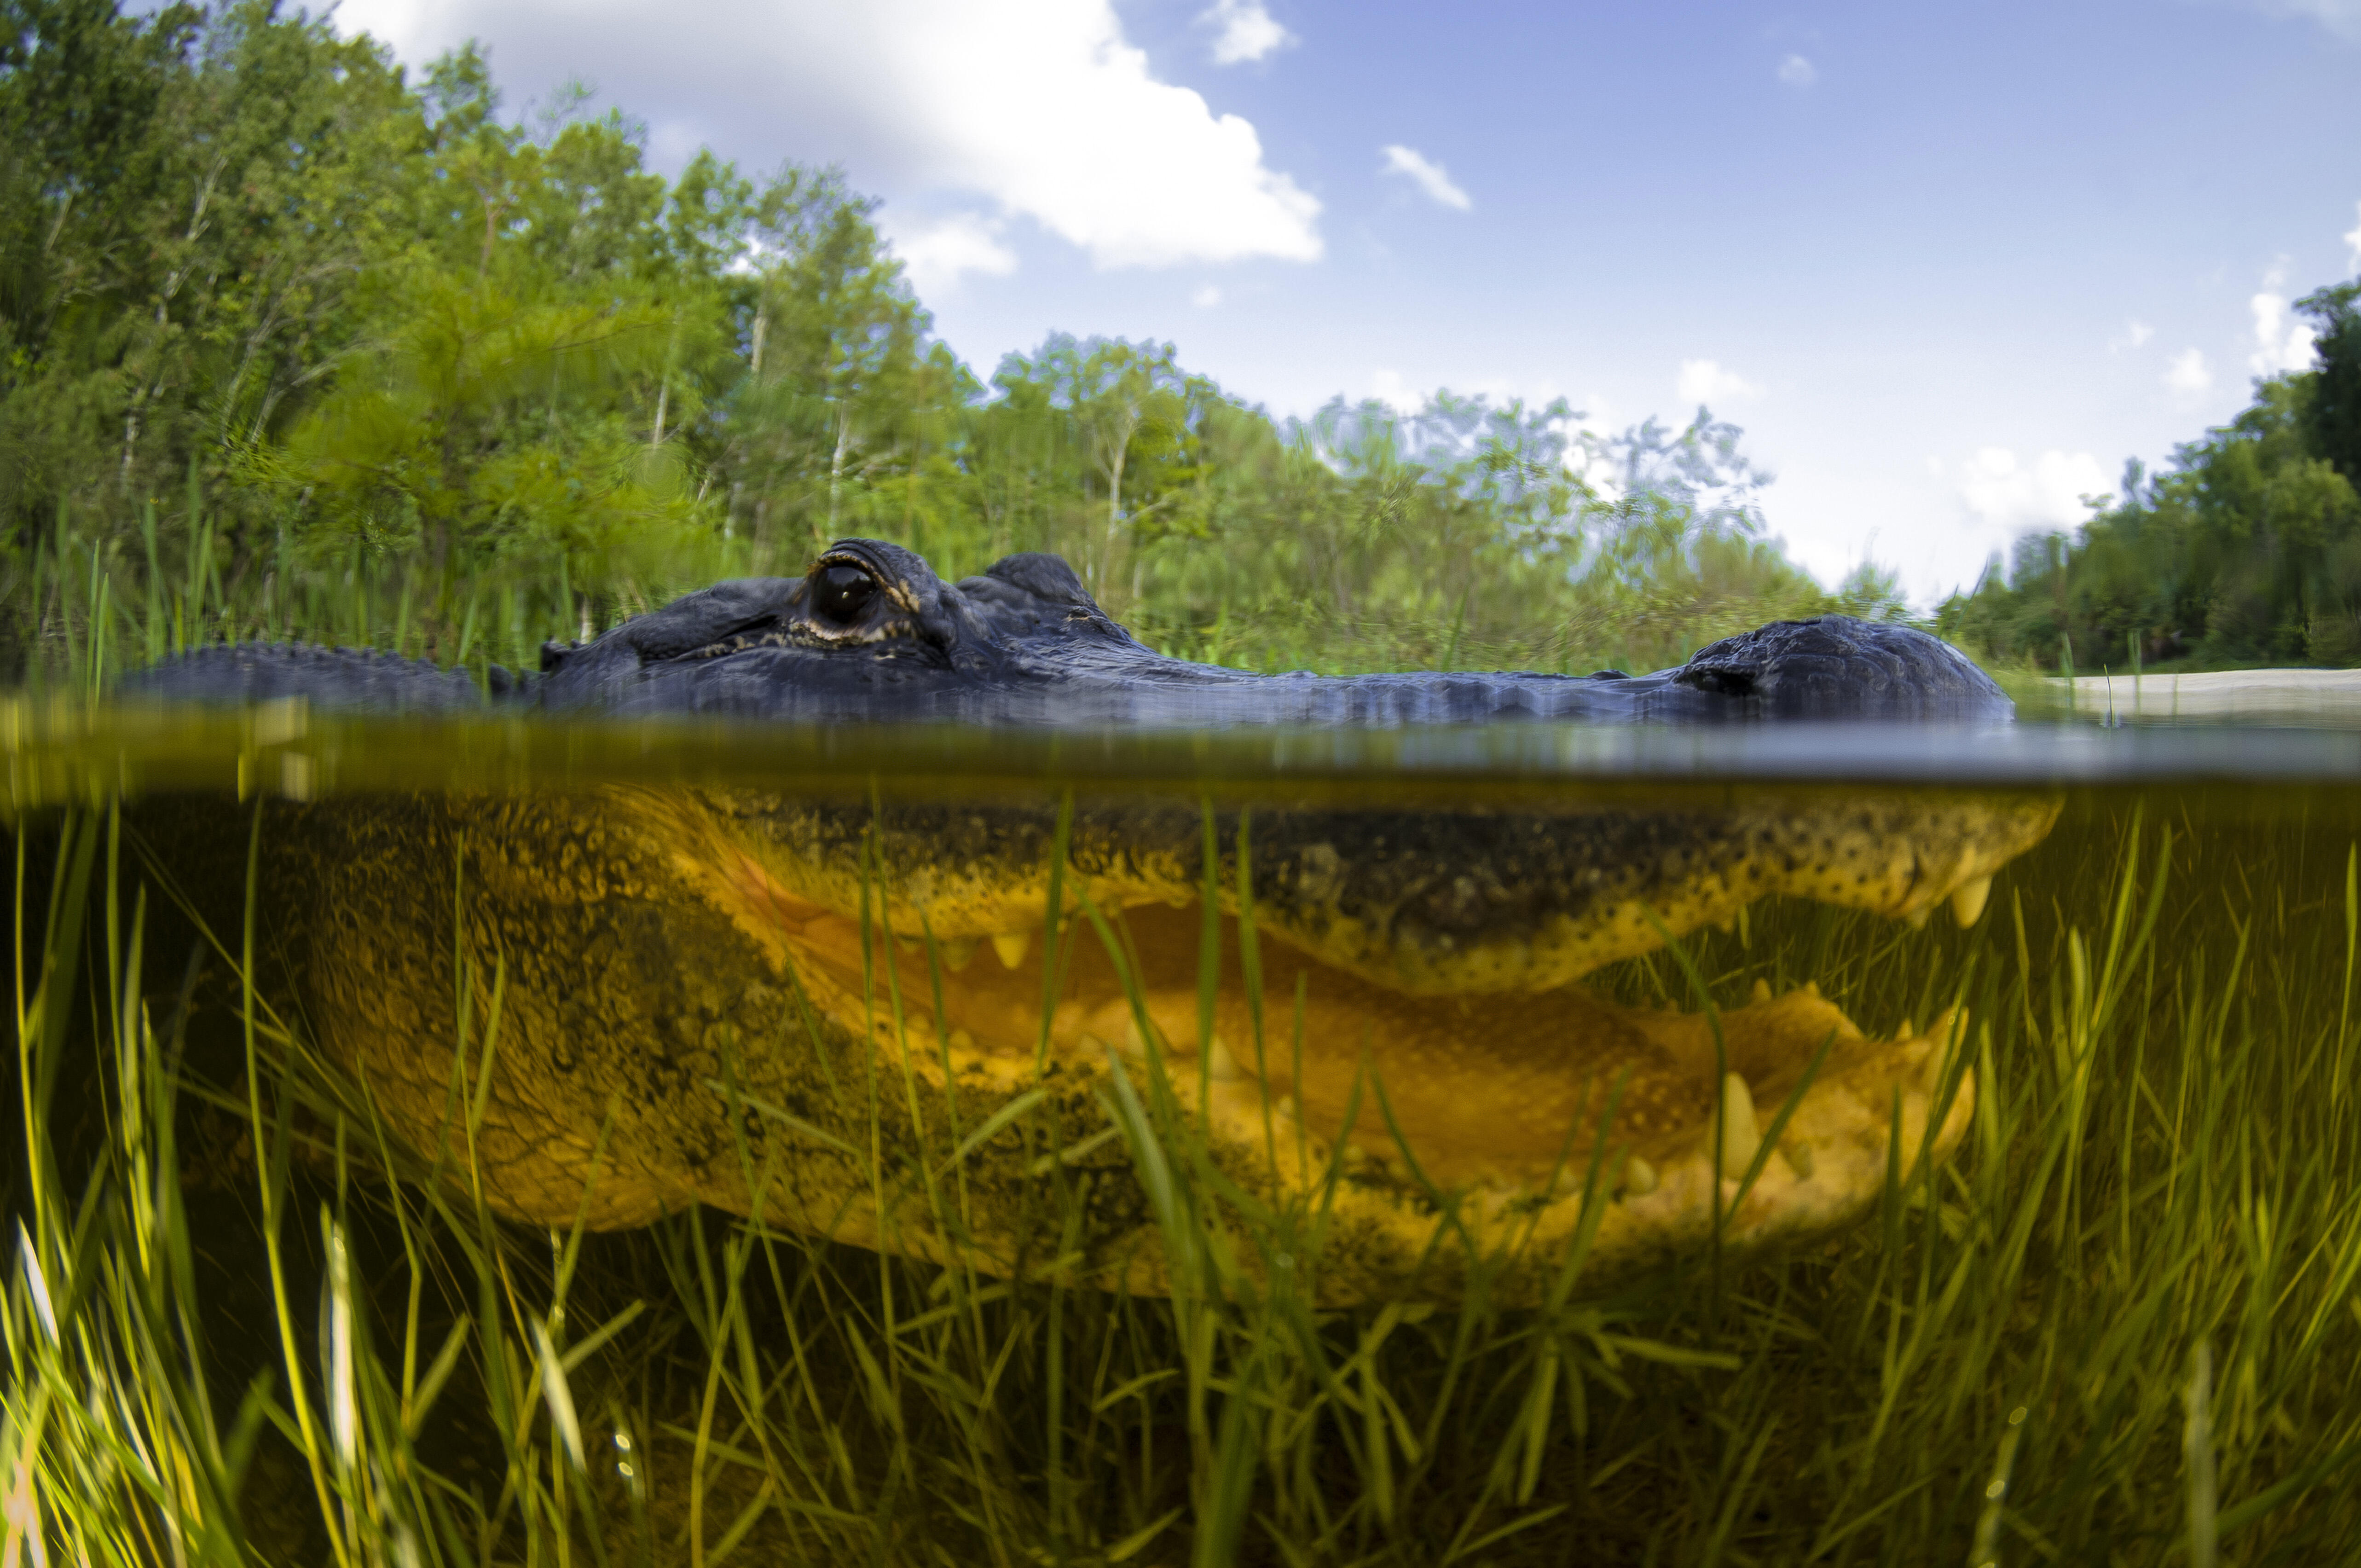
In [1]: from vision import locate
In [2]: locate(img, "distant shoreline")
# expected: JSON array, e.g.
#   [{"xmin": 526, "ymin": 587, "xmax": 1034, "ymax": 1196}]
[{"xmin": 2056, "ymin": 668, "xmax": 2361, "ymax": 719}]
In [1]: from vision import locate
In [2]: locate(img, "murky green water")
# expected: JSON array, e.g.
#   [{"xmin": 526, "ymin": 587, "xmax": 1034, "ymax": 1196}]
[{"xmin": 7, "ymin": 698, "xmax": 2360, "ymax": 1563}]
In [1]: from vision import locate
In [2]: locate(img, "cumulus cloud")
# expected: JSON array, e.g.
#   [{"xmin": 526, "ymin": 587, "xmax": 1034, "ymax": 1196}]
[
  {"xmin": 2109, "ymin": 319, "xmax": 2155, "ymax": 352},
  {"xmin": 1777, "ymin": 53, "xmax": 1817, "ymax": 87},
  {"xmin": 2164, "ymin": 348, "xmax": 2214, "ymax": 394},
  {"xmin": 1953, "ymin": 447, "xmax": 2112, "ymax": 532},
  {"xmin": 2347, "ymin": 202, "xmax": 2361, "ymax": 271},
  {"xmin": 1201, "ymin": 0, "xmax": 1294, "ymax": 64},
  {"xmin": 2251, "ymin": 290, "xmax": 2319, "ymax": 375},
  {"xmin": 329, "ymin": 0, "xmax": 1322, "ymax": 271},
  {"xmin": 1380, "ymin": 145, "xmax": 1472, "ymax": 211},
  {"xmin": 1676, "ymin": 359, "xmax": 1764, "ymax": 406},
  {"xmin": 1192, "ymin": 283, "xmax": 1223, "ymax": 307},
  {"xmin": 876, "ymin": 210, "xmax": 1017, "ymax": 296}
]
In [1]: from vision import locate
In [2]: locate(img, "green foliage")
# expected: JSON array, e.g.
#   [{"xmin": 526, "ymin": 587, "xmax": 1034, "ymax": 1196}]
[
  {"xmin": 0, "ymin": 0, "xmax": 416, "ymax": 523},
  {"xmin": 2298, "ymin": 278, "xmax": 2361, "ymax": 488},
  {"xmin": 1941, "ymin": 285, "xmax": 2361, "ymax": 671},
  {"xmin": 2, "ymin": 0, "xmax": 1897, "ymax": 687},
  {"xmin": 723, "ymin": 166, "xmax": 974, "ymax": 559}
]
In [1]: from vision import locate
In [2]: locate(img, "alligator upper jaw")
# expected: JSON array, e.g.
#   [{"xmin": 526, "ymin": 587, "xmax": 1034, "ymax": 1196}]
[{"xmin": 710, "ymin": 861, "xmax": 1980, "ymax": 1272}]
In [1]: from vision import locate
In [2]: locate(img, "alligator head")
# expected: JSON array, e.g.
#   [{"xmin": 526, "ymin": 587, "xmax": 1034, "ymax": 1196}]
[
  {"xmin": 532, "ymin": 538, "xmax": 2015, "ymax": 724},
  {"xmin": 141, "ymin": 538, "xmax": 2017, "ymax": 726},
  {"xmin": 127, "ymin": 540, "xmax": 2054, "ymax": 1302}
]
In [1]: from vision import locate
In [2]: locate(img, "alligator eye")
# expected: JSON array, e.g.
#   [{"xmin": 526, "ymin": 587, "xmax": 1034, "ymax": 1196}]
[{"xmin": 812, "ymin": 564, "xmax": 879, "ymax": 626}]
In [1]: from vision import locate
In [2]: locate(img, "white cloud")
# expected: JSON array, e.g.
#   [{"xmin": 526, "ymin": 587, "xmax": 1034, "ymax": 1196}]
[
  {"xmin": 1192, "ymin": 283, "xmax": 1223, "ymax": 307},
  {"xmin": 1367, "ymin": 368, "xmax": 1420, "ymax": 411},
  {"xmin": 1676, "ymin": 359, "xmax": 1764, "ymax": 406},
  {"xmin": 2245, "ymin": 0, "xmax": 2361, "ymax": 41},
  {"xmin": 1379, "ymin": 145, "xmax": 1472, "ymax": 211},
  {"xmin": 2251, "ymin": 291, "xmax": 2319, "ymax": 375},
  {"xmin": 2347, "ymin": 201, "xmax": 2361, "ymax": 271},
  {"xmin": 876, "ymin": 210, "xmax": 1017, "ymax": 295},
  {"xmin": 2164, "ymin": 347, "xmax": 2214, "ymax": 393},
  {"xmin": 1201, "ymin": 0, "xmax": 1294, "ymax": 64},
  {"xmin": 1777, "ymin": 53, "xmax": 1817, "ymax": 87},
  {"xmin": 2109, "ymin": 319, "xmax": 2155, "ymax": 352},
  {"xmin": 329, "ymin": 0, "xmax": 1322, "ymax": 271},
  {"xmin": 1953, "ymin": 447, "xmax": 2112, "ymax": 532}
]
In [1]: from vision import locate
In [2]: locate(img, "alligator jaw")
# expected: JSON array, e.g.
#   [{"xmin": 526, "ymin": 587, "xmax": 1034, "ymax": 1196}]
[{"xmin": 711, "ymin": 864, "xmax": 1980, "ymax": 1300}]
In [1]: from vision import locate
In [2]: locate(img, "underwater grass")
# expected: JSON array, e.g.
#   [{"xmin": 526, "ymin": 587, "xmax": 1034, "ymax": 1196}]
[{"xmin": 6, "ymin": 789, "xmax": 2361, "ymax": 1565}]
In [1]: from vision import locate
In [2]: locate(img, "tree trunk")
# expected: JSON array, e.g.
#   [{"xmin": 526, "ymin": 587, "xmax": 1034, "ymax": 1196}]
[
  {"xmin": 828, "ymin": 404, "xmax": 852, "ymax": 542},
  {"xmin": 1104, "ymin": 438, "xmax": 1127, "ymax": 595}
]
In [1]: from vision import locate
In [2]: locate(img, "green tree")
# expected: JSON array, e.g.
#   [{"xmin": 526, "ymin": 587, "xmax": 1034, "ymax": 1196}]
[
  {"xmin": 1941, "ymin": 368, "xmax": 2361, "ymax": 669},
  {"xmin": 995, "ymin": 336, "xmax": 1197, "ymax": 602},
  {"xmin": 2299, "ymin": 278, "xmax": 2361, "ymax": 487},
  {"xmin": 258, "ymin": 47, "xmax": 743, "ymax": 638},
  {"xmin": 723, "ymin": 168, "xmax": 966, "ymax": 556},
  {"xmin": 1, "ymin": 0, "xmax": 417, "ymax": 538}
]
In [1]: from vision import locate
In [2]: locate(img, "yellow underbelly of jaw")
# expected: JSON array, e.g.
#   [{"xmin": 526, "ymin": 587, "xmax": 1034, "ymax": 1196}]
[
  {"xmin": 269, "ymin": 786, "xmax": 2007, "ymax": 1304},
  {"xmin": 708, "ymin": 854, "xmax": 1947, "ymax": 1197}
]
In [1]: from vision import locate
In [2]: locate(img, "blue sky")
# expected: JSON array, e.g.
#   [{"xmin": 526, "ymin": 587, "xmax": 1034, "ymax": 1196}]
[{"xmin": 333, "ymin": 0, "xmax": 2361, "ymax": 603}]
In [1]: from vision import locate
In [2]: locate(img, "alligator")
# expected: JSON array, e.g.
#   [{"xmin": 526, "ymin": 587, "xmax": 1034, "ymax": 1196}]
[{"xmin": 128, "ymin": 538, "xmax": 2059, "ymax": 1302}]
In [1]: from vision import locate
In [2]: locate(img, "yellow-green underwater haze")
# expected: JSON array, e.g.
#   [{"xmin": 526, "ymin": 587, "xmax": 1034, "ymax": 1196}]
[{"xmin": 8, "ymin": 737, "xmax": 2361, "ymax": 1563}]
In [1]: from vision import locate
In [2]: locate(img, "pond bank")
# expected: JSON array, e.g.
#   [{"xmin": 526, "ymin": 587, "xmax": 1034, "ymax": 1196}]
[{"xmin": 2057, "ymin": 666, "xmax": 2361, "ymax": 722}]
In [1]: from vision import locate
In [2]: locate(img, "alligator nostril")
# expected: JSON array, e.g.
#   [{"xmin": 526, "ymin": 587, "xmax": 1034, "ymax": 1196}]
[{"xmin": 813, "ymin": 564, "xmax": 879, "ymax": 625}]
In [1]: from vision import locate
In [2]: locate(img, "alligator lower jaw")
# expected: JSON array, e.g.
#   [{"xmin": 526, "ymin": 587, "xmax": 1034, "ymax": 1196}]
[{"xmin": 722, "ymin": 866, "xmax": 1974, "ymax": 1292}]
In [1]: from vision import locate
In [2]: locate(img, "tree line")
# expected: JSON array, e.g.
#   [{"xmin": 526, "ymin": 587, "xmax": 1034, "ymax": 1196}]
[
  {"xmin": 6, "ymin": 0, "xmax": 1923, "ymax": 689},
  {"xmin": 1937, "ymin": 284, "xmax": 2361, "ymax": 672}
]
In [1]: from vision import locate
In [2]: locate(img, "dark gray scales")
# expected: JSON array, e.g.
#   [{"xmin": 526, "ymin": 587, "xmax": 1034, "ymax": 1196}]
[{"xmin": 122, "ymin": 537, "xmax": 2012, "ymax": 726}]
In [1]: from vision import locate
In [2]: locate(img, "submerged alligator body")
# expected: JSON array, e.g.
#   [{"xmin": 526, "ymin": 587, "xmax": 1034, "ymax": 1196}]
[{"xmin": 129, "ymin": 540, "xmax": 2055, "ymax": 1302}]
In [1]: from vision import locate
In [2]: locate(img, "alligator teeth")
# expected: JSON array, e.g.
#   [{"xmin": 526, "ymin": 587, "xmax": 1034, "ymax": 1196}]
[
  {"xmin": 1718, "ymin": 1073, "xmax": 1761, "ymax": 1178},
  {"xmin": 1750, "ymin": 978, "xmax": 1773, "ymax": 1004},
  {"xmin": 937, "ymin": 937, "xmax": 978, "ymax": 972},
  {"xmin": 1950, "ymin": 876, "xmax": 1993, "ymax": 928},
  {"xmin": 990, "ymin": 931, "xmax": 1032, "ymax": 970},
  {"xmin": 1204, "ymin": 1036, "xmax": 1243, "ymax": 1082},
  {"xmin": 1623, "ymin": 1156, "xmax": 1659, "ymax": 1197},
  {"xmin": 1779, "ymin": 1140, "xmax": 1815, "ymax": 1180},
  {"xmin": 1898, "ymin": 1018, "xmax": 1919, "ymax": 1043},
  {"xmin": 1903, "ymin": 907, "xmax": 1931, "ymax": 931}
]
